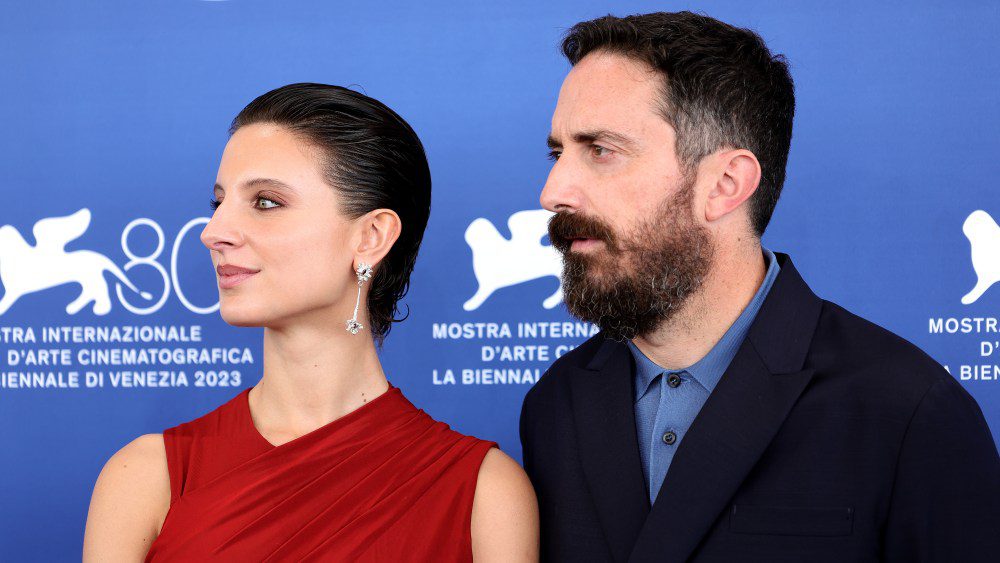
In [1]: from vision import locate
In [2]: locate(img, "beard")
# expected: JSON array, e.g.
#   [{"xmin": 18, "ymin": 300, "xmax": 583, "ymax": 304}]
[{"xmin": 548, "ymin": 176, "xmax": 714, "ymax": 341}]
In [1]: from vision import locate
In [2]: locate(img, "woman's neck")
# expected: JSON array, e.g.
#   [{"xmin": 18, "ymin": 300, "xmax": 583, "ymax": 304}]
[{"xmin": 248, "ymin": 319, "xmax": 389, "ymax": 445}]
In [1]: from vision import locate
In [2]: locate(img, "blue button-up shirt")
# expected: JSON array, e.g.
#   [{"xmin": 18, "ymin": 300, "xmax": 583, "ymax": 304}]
[{"xmin": 628, "ymin": 248, "xmax": 780, "ymax": 504}]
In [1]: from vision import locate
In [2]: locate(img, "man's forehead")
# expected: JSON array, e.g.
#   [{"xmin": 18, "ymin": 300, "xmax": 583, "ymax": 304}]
[
  {"xmin": 551, "ymin": 51, "xmax": 665, "ymax": 136},
  {"xmin": 563, "ymin": 51, "xmax": 661, "ymax": 97}
]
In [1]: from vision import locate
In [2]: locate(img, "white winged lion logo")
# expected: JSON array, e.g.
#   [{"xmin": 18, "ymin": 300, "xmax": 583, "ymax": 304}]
[
  {"xmin": 463, "ymin": 209, "xmax": 563, "ymax": 311},
  {"xmin": 0, "ymin": 208, "xmax": 152, "ymax": 316},
  {"xmin": 961, "ymin": 209, "xmax": 1000, "ymax": 305}
]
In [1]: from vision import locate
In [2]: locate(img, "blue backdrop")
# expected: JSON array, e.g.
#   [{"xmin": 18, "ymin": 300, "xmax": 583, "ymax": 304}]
[{"xmin": 1, "ymin": 0, "xmax": 998, "ymax": 559}]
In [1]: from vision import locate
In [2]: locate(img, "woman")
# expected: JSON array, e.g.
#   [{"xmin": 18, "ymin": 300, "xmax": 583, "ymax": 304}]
[{"xmin": 83, "ymin": 83, "xmax": 538, "ymax": 561}]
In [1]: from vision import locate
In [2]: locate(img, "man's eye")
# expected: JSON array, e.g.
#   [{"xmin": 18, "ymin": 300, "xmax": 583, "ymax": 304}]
[
  {"xmin": 256, "ymin": 196, "xmax": 281, "ymax": 210},
  {"xmin": 591, "ymin": 145, "xmax": 612, "ymax": 158},
  {"xmin": 547, "ymin": 150, "xmax": 562, "ymax": 162}
]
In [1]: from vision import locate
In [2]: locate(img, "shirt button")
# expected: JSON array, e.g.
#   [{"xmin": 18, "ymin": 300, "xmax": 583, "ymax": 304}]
[
  {"xmin": 666, "ymin": 373, "xmax": 682, "ymax": 388},
  {"xmin": 662, "ymin": 431, "xmax": 677, "ymax": 445}
]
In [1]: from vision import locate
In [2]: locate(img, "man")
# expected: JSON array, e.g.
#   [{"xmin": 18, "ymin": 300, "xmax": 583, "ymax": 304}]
[{"xmin": 520, "ymin": 11, "xmax": 1000, "ymax": 562}]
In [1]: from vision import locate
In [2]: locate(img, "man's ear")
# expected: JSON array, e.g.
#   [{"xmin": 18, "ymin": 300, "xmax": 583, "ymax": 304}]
[
  {"xmin": 704, "ymin": 149, "xmax": 761, "ymax": 223},
  {"xmin": 353, "ymin": 209, "xmax": 402, "ymax": 268}
]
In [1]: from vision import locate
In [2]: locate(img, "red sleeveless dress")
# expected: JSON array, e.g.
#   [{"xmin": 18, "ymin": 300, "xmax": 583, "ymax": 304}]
[{"xmin": 144, "ymin": 384, "xmax": 497, "ymax": 562}]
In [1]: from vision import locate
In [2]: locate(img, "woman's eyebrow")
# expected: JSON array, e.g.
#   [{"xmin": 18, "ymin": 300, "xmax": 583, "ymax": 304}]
[
  {"xmin": 243, "ymin": 178, "xmax": 299, "ymax": 194},
  {"xmin": 213, "ymin": 178, "xmax": 300, "ymax": 196}
]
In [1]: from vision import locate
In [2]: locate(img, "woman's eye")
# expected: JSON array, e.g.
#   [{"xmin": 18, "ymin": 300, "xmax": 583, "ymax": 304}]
[
  {"xmin": 209, "ymin": 198, "xmax": 221, "ymax": 211},
  {"xmin": 255, "ymin": 196, "xmax": 281, "ymax": 210}
]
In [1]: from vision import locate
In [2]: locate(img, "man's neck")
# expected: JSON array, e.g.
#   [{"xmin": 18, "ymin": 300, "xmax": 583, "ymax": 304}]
[{"xmin": 632, "ymin": 242, "xmax": 768, "ymax": 370}]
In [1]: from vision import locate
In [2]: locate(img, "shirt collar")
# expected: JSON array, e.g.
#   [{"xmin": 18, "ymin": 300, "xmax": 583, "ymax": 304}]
[{"xmin": 629, "ymin": 247, "xmax": 781, "ymax": 402}]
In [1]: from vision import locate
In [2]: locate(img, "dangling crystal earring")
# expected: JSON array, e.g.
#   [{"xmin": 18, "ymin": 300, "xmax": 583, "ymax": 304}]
[{"xmin": 346, "ymin": 262, "xmax": 373, "ymax": 334}]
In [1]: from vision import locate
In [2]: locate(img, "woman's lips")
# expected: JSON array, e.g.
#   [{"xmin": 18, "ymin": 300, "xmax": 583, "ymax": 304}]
[
  {"xmin": 217, "ymin": 264, "xmax": 260, "ymax": 289},
  {"xmin": 219, "ymin": 271, "xmax": 257, "ymax": 289}
]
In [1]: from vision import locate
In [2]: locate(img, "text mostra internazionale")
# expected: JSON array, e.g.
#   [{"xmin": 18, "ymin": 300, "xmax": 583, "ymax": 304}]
[{"xmin": 0, "ymin": 325, "xmax": 202, "ymax": 344}]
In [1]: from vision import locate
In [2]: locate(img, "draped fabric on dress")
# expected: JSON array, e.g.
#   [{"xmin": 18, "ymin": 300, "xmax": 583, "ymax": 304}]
[{"xmin": 144, "ymin": 385, "xmax": 497, "ymax": 562}]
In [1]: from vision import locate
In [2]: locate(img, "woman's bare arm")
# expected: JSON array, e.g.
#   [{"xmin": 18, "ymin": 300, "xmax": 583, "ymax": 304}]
[
  {"xmin": 82, "ymin": 434, "xmax": 171, "ymax": 562},
  {"xmin": 471, "ymin": 448, "xmax": 540, "ymax": 562}
]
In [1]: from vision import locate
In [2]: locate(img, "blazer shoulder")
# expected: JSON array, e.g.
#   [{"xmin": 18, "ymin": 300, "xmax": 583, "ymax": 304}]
[
  {"xmin": 524, "ymin": 332, "xmax": 609, "ymax": 405},
  {"xmin": 813, "ymin": 299, "xmax": 955, "ymax": 395}
]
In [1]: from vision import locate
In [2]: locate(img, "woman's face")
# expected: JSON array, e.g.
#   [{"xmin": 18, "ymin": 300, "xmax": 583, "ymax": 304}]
[{"xmin": 201, "ymin": 123, "xmax": 357, "ymax": 328}]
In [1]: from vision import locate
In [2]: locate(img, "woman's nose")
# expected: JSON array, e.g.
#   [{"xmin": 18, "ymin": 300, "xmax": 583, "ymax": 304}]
[{"xmin": 199, "ymin": 201, "xmax": 244, "ymax": 251}]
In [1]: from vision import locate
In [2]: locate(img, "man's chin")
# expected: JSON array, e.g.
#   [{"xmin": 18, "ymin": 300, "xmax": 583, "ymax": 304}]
[{"xmin": 564, "ymin": 257, "xmax": 623, "ymax": 284}]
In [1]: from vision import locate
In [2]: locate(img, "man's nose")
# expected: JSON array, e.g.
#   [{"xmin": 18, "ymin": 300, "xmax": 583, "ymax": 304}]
[
  {"xmin": 199, "ymin": 201, "xmax": 244, "ymax": 251},
  {"xmin": 540, "ymin": 155, "xmax": 584, "ymax": 213}
]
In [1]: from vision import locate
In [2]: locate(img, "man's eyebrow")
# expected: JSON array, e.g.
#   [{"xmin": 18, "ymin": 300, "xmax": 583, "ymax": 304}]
[
  {"xmin": 213, "ymin": 178, "xmax": 299, "ymax": 195},
  {"xmin": 572, "ymin": 129, "xmax": 637, "ymax": 148},
  {"xmin": 546, "ymin": 130, "xmax": 638, "ymax": 150}
]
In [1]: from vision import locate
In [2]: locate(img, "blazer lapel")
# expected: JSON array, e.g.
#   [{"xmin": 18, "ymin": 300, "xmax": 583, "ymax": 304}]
[
  {"xmin": 629, "ymin": 346, "xmax": 815, "ymax": 562},
  {"xmin": 628, "ymin": 254, "xmax": 823, "ymax": 563},
  {"xmin": 571, "ymin": 339, "xmax": 650, "ymax": 563}
]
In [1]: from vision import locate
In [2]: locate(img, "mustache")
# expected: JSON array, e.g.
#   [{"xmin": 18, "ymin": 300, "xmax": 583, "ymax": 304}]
[{"xmin": 548, "ymin": 212, "xmax": 617, "ymax": 253}]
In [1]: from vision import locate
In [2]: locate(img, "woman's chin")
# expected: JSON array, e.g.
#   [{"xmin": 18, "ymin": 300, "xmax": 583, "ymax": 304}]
[
  {"xmin": 221, "ymin": 316, "xmax": 265, "ymax": 328},
  {"xmin": 218, "ymin": 304, "xmax": 269, "ymax": 328}
]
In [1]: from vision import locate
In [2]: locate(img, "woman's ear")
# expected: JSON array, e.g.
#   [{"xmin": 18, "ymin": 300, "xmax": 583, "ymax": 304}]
[
  {"xmin": 704, "ymin": 149, "xmax": 762, "ymax": 223},
  {"xmin": 354, "ymin": 208, "xmax": 402, "ymax": 268}
]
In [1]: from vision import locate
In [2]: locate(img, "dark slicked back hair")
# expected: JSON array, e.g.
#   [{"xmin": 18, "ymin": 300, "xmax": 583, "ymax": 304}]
[
  {"xmin": 231, "ymin": 83, "xmax": 431, "ymax": 345},
  {"xmin": 562, "ymin": 12, "xmax": 795, "ymax": 236}
]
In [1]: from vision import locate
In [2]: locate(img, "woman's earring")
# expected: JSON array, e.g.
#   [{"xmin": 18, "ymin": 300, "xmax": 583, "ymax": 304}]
[{"xmin": 346, "ymin": 262, "xmax": 374, "ymax": 334}]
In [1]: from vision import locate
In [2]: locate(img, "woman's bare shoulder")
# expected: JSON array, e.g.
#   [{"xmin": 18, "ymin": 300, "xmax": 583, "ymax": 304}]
[
  {"xmin": 83, "ymin": 433, "xmax": 171, "ymax": 562},
  {"xmin": 471, "ymin": 447, "xmax": 539, "ymax": 562}
]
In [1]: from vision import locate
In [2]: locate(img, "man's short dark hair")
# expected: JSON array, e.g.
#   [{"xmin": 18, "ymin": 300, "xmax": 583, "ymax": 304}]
[{"xmin": 562, "ymin": 12, "xmax": 795, "ymax": 236}]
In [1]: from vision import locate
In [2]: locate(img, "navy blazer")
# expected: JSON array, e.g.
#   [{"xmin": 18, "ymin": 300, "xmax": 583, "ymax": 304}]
[{"xmin": 520, "ymin": 253, "xmax": 1000, "ymax": 562}]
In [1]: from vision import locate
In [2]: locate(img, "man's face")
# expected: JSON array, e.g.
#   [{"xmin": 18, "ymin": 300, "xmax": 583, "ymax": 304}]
[{"xmin": 542, "ymin": 51, "xmax": 714, "ymax": 340}]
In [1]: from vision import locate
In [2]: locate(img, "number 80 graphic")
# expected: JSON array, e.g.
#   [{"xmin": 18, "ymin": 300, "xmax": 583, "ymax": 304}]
[{"xmin": 115, "ymin": 217, "xmax": 218, "ymax": 315}]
